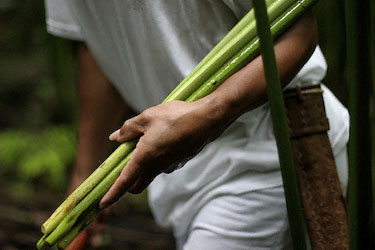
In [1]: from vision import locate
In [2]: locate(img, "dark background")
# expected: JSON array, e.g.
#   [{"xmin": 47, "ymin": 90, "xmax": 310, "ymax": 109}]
[{"xmin": 0, "ymin": 0, "xmax": 367, "ymax": 249}]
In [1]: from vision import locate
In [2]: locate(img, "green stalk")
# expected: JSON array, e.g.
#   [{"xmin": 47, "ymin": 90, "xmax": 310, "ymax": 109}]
[
  {"xmin": 252, "ymin": 0, "xmax": 309, "ymax": 249},
  {"xmin": 55, "ymin": 207, "xmax": 99, "ymax": 250},
  {"xmin": 38, "ymin": 207, "xmax": 98, "ymax": 250},
  {"xmin": 45, "ymin": 153, "xmax": 132, "ymax": 245},
  {"xmin": 36, "ymin": 234, "xmax": 50, "ymax": 250},
  {"xmin": 41, "ymin": 0, "xmax": 295, "ymax": 236},
  {"xmin": 165, "ymin": 2, "xmax": 253, "ymax": 100},
  {"xmin": 164, "ymin": 0, "xmax": 295, "ymax": 102},
  {"xmin": 187, "ymin": 0, "xmax": 317, "ymax": 102},
  {"xmin": 38, "ymin": 1, "xmax": 323, "ymax": 247},
  {"xmin": 167, "ymin": 0, "xmax": 283, "ymax": 100},
  {"xmin": 345, "ymin": 0, "xmax": 373, "ymax": 249},
  {"xmin": 42, "ymin": 140, "xmax": 136, "ymax": 234},
  {"xmin": 39, "ymin": 2, "xmax": 320, "ymax": 248}
]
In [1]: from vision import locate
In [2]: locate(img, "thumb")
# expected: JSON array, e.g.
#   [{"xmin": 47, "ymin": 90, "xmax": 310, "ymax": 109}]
[{"xmin": 109, "ymin": 117, "xmax": 145, "ymax": 142}]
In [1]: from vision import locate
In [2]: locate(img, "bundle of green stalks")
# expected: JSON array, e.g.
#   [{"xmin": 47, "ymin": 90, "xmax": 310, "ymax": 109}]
[{"xmin": 37, "ymin": 0, "xmax": 318, "ymax": 248}]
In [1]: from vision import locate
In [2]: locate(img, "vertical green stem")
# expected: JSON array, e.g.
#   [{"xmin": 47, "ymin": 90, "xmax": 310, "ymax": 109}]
[
  {"xmin": 252, "ymin": 0, "xmax": 308, "ymax": 249},
  {"xmin": 345, "ymin": 0, "xmax": 373, "ymax": 249},
  {"xmin": 188, "ymin": 0, "xmax": 319, "ymax": 102}
]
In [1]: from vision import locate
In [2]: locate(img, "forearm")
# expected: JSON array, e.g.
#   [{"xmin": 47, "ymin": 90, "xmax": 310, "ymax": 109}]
[
  {"xmin": 198, "ymin": 10, "xmax": 318, "ymax": 125},
  {"xmin": 100, "ymin": 10, "xmax": 319, "ymax": 204}
]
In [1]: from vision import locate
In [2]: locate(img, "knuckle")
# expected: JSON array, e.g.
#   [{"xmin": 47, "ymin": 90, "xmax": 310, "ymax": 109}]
[
  {"xmin": 120, "ymin": 119, "xmax": 140, "ymax": 137},
  {"xmin": 118, "ymin": 127, "xmax": 127, "ymax": 138},
  {"xmin": 123, "ymin": 119, "xmax": 134, "ymax": 129},
  {"xmin": 124, "ymin": 116, "xmax": 147, "ymax": 133},
  {"xmin": 139, "ymin": 110, "xmax": 152, "ymax": 122}
]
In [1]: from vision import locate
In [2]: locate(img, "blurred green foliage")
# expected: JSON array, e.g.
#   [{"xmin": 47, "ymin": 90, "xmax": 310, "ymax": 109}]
[
  {"xmin": 0, "ymin": 126, "xmax": 76, "ymax": 190},
  {"xmin": 0, "ymin": 0, "xmax": 78, "ymax": 191}
]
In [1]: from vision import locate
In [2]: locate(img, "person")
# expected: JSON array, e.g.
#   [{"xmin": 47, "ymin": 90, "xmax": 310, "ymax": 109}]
[{"xmin": 45, "ymin": 0, "xmax": 349, "ymax": 249}]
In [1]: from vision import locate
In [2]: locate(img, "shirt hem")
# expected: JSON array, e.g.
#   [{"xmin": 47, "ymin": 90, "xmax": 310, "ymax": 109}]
[{"xmin": 46, "ymin": 19, "xmax": 84, "ymax": 41}]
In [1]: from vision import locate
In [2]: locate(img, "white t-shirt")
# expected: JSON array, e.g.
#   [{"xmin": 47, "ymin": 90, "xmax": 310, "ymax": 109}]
[{"xmin": 45, "ymin": 0, "xmax": 349, "ymax": 238}]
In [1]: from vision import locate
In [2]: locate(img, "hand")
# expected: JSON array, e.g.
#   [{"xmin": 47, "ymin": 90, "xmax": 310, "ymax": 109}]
[
  {"xmin": 99, "ymin": 10, "xmax": 319, "ymax": 209},
  {"xmin": 100, "ymin": 99, "xmax": 228, "ymax": 208}
]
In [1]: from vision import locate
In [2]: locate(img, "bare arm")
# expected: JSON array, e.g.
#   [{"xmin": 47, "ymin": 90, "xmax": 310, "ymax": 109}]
[
  {"xmin": 100, "ymin": 10, "xmax": 318, "ymax": 208},
  {"xmin": 71, "ymin": 44, "xmax": 134, "ymax": 191}
]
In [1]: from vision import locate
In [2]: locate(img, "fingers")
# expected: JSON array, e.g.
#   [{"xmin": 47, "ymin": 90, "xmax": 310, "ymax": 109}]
[
  {"xmin": 109, "ymin": 116, "xmax": 145, "ymax": 142},
  {"xmin": 128, "ymin": 171, "xmax": 157, "ymax": 194},
  {"xmin": 99, "ymin": 144, "xmax": 151, "ymax": 208},
  {"xmin": 108, "ymin": 129, "xmax": 120, "ymax": 141},
  {"xmin": 99, "ymin": 159, "xmax": 142, "ymax": 208}
]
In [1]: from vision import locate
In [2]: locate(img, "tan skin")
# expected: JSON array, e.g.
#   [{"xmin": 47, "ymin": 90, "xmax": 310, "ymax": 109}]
[
  {"xmin": 71, "ymin": 44, "xmax": 133, "ymax": 191},
  {"xmin": 100, "ymin": 10, "xmax": 319, "ymax": 208},
  {"xmin": 67, "ymin": 45, "xmax": 133, "ymax": 249}
]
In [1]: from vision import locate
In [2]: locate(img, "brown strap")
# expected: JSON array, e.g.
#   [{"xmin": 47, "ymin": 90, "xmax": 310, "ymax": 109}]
[{"xmin": 284, "ymin": 85, "xmax": 349, "ymax": 250}]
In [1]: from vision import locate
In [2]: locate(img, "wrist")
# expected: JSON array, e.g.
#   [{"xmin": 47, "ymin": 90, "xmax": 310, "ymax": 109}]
[{"xmin": 195, "ymin": 93, "xmax": 233, "ymax": 126}]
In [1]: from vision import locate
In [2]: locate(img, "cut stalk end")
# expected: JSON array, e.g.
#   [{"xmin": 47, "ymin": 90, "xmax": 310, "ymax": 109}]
[{"xmin": 36, "ymin": 234, "xmax": 50, "ymax": 250}]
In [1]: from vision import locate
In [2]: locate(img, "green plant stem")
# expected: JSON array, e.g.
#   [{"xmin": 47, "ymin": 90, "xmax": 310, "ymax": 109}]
[
  {"xmin": 187, "ymin": 0, "xmax": 318, "ymax": 102},
  {"xmin": 252, "ymin": 0, "xmax": 310, "ymax": 249},
  {"xmin": 42, "ymin": 2, "xmax": 320, "ymax": 247},
  {"xmin": 164, "ymin": 0, "xmax": 295, "ymax": 102},
  {"xmin": 45, "ymin": 153, "xmax": 132, "ymax": 245},
  {"xmin": 42, "ymin": 140, "xmax": 136, "ymax": 234},
  {"xmin": 36, "ymin": 233, "xmax": 50, "ymax": 250},
  {"xmin": 55, "ymin": 207, "xmax": 99, "ymax": 250},
  {"xmin": 167, "ymin": 0, "xmax": 278, "ymax": 100},
  {"xmin": 39, "ymin": 0, "xmax": 322, "ymax": 247},
  {"xmin": 345, "ymin": 0, "xmax": 373, "ymax": 249},
  {"xmin": 41, "ymin": 0, "xmax": 294, "ymax": 236}
]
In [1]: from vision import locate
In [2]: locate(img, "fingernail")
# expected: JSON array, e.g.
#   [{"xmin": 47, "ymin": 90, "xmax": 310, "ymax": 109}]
[
  {"xmin": 100, "ymin": 198, "xmax": 120, "ymax": 209},
  {"xmin": 109, "ymin": 131, "xmax": 117, "ymax": 141},
  {"xmin": 99, "ymin": 202, "xmax": 110, "ymax": 209}
]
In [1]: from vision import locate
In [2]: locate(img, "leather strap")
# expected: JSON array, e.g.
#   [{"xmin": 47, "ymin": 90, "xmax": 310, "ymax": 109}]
[{"xmin": 284, "ymin": 85, "xmax": 349, "ymax": 250}]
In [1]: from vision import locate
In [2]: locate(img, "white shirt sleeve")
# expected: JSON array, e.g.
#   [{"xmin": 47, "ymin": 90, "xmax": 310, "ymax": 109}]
[{"xmin": 44, "ymin": 0, "xmax": 84, "ymax": 41}]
